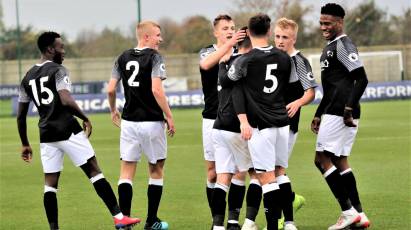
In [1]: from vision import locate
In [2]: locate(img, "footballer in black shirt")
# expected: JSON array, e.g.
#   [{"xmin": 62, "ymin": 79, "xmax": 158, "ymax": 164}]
[
  {"xmin": 107, "ymin": 21, "xmax": 175, "ymax": 230},
  {"xmin": 312, "ymin": 4, "xmax": 370, "ymax": 230},
  {"xmin": 273, "ymin": 17, "xmax": 317, "ymax": 230},
  {"xmin": 228, "ymin": 14, "xmax": 292, "ymax": 230},
  {"xmin": 17, "ymin": 32, "xmax": 140, "ymax": 230},
  {"xmin": 198, "ymin": 14, "xmax": 247, "ymax": 226},
  {"xmin": 210, "ymin": 29, "xmax": 260, "ymax": 230}
]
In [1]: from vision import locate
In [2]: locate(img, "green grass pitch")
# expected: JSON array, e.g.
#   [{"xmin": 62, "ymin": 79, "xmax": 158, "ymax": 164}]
[{"xmin": 0, "ymin": 100, "xmax": 410, "ymax": 229}]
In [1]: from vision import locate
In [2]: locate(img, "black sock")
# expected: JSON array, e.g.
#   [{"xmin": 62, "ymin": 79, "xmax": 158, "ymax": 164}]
[
  {"xmin": 245, "ymin": 183, "xmax": 262, "ymax": 221},
  {"xmin": 211, "ymin": 186, "xmax": 227, "ymax": 226},
  {"xmin": 341, "ymin": 170, "xmax": 363, "ymax": 212},
  {"xmin": 263, "ymin": 188, "xmax": 281, "ymax": 230},
  {"xmin": 206, "ymin": 185, "xmax": 215, "ymax": 217},
  {"xmin": 118, "ymin": 182, "xmax": 133, "ymax": 216},
  {"xmin": 147, "ymin": 184, "xmax": 163, "ymax": 224},
  {"xmin": 92, "ymin": 178, "xmax": 121, "ymax": 216},
  {"xmin": 279, "ymin": 182, "xmax": 293, "ymax": 222},
  {"xmin": 227, "ymin": 182, "xmax": 246, "ymax": 223},
  {"xmin": 44, "ymin": 191, "xmax": 58, "ymax": 230},
  {"xmin": 324, "ymin": 168, "xmax": 352, "ymax": 211}
]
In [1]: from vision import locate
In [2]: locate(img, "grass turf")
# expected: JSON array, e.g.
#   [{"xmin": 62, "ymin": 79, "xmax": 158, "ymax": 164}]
[{"xmin": 0, "ymin": 100, "xmax": 410, "ymax": 229}]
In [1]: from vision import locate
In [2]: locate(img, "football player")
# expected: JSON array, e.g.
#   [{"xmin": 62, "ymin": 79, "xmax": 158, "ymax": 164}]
[
  {"xmin": 107, "ymin": 20, "xmax": 175, "ymax": 230},
  {"xmin": 199, "ymin": 14, "xmax": 248, "ymax": 229},
  {"xmin": 17, "ymin": 31, "xmax": 141, "ymax": 230},
  {"xmin": 272, "ymin": 17, "xmax": 318, "ymax": 230},
  {"xmin": 312, "ymin": 3, "xmax": 370, "ymax": 230},
  {"xmin": 228, "ymin": 14, "xmax": 294, "ymax": 230}
]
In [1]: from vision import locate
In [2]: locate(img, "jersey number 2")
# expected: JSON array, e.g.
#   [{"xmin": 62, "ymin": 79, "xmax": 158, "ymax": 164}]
[
  {"xmin": 126, "ymin": 61, "xmax": 140, "ymax": 87},
  {"xmin": 263, "ymin": 64, "xmax": 278, "ymax": 93},
  {"xmin": 29, "ymin": 76, "xmax": 54, "ymax": 106}
]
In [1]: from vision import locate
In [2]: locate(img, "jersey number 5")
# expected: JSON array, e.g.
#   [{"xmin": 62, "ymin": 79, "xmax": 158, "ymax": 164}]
[
  {"xmin": 263, "ymin": 64, "xmax": 278, "ymax": 93},
  {"xmin": 29, "ymin": 76, "xmax": 54, "ymax": 106},
  {"xmin": 126, "ymin": 61, "xmax": 140, "ymax": 87}
]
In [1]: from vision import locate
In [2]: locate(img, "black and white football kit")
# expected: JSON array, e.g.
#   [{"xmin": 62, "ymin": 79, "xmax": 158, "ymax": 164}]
[
  {"xmin": 199, "ymin": 44, "xmax": 234, "ymax": 161},
  {"xmin": 18, "ymin": 60, "xmax": 94, "ymax": 173},
  {"xmin": 212, "ymin": 54, "xmax": 252, "ymax": 174},
  {"xmin": 112, "ymin": 48, "xmax": 167, "ymax": 163},
  {"xmin": 315, "ymin": 34, "xmax": 368, "ymax": 156},
  {"xmin": 228, "ymin": 46, "xmax": 293, "ymax": 172},
  {"xmin": 278, "ymin": 51, "xmax": 317, "ymax": 167}
]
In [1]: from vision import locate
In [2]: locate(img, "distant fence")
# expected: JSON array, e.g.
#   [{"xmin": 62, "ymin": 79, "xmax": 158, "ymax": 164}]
[
  {"xmin": 1, "ymin": 45, "xmax": 410, "ymax": 87},
  {"xmin": 10, "ymin": 81, "xmax": 411, "ymax": 116}
]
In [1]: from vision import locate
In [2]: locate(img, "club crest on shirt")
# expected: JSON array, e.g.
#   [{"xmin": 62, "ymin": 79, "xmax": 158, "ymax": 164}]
[
  {"xmin": 327, "ymin": 51, "xmax": 333, "ymax": 57},
  {"xmin": 348, "ymin": 53, "xmax": 359, "ymax": 62},
  {"xmin": 160, "ymin": 63, "xmax": 166, "ymax": 72},
  {"xmin": 320, "ymin": 59, "xmax": 329, "ymax": 71},
  {"xmin": 228, "ymin": 65, "xmax": 235, "ymax": 75},
  {"xmin": 307, "ymin": 72, "xmax": 315, "ymax": 80},
  {"xmin": 63, "ymin": 76, "xmax": 71, "ymax": 84}
]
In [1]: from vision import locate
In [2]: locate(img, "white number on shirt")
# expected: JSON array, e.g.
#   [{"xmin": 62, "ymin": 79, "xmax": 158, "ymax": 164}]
[
  {"xmin": 28, "ymin": 76, "xmax": 54, "ymax": 106},
  {"xmin": 263, "ymin": 64, "xmax": 278, "ymax": 93},
  {"xmin": 126, "ymin": 61, "xmax": 140, "ymax": 87}
]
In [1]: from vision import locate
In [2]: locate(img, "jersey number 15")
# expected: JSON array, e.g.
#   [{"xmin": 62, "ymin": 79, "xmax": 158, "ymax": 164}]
[{"xmin": 29, "ymin": 76, "xmax": 54, "ymax": 106}]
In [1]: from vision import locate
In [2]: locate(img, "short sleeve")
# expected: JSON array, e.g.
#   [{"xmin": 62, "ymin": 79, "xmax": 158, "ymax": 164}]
[
  {"xmin": 111, "ymin": 56, "xmax": 121, "ymax": 80},
  {"xmin": 199, "ymin": 46, "xmax": 216, "ymax": 61},
  {"xmin": 336, "ymin": 38, "xmax": 363, "ymax": 72},
  {"xmin": 18, "ymin": 84, "xmax": 30, "ymax": 103},
  {"xmin": 55, "ymin": 67, "xmax": 72, "ymax": 92},
  {"xmin": 152, "ymin": 53, "xmax": 167, "ymax": 80},
  {"xmin": 227, "ymin": 55, "xmax": 248, "ymax": 82},
  {"xmin": 295, "ymin": 55, "xmax": 317, "ymax": 90}
]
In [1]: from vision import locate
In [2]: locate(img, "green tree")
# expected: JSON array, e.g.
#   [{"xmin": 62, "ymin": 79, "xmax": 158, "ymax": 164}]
[
  {"xmin": 345, "ymin": 0, "xmax": 392, "ymax": 46},
  {"xmin": 158, "ymin": 17, "xmax": 182, "ymax": 53},
  {"xmin": 390, "ymin": 8, "xmax": 411, "ymax": 44},
  {"xmin": 73, "ymin": 27, "xmax": 134, "ymax": 57},
  {"xmin": 176, "ymin": 15, "xmax": 213, "ymax": 53}
]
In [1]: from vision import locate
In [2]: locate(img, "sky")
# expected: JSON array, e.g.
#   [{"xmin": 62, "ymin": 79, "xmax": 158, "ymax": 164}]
[{"xmin": 2, "ymin": 0, "xmax": 410, "ymax": 41}]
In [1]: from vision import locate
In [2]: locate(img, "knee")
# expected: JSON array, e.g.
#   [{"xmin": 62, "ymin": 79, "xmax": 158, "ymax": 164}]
[
  {"xmin": 275, "ymin": 166, "xmax": 286, "ymax": 177},
  {"xmin": 314, "ymin": 157, "xmax": 325, "ymax": 174},
  {"xmin": 208, "ymin": 169, "xmax": 217, "ymax": 182}
]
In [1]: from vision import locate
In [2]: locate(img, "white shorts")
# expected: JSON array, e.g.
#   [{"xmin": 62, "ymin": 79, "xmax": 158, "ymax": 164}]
[
  {"xmin": 316, "ymin": 114, "xmax": 359, "ymax": 157},
  {"xmin": 276, "ymin": 130, "xmax": 298, "ymax": 168},
  {"xmin": 212, "ymin": 129, "xmax": 253, "ymax": 174},
  {"xmin": 248, "ymin": 126, "xmax": 289, "ymax": 172},
  {"xmin": 40, "ymin": 131, "xmax": 95, "ymax": 173},
  {"xmin": 202, "ymin": 118, "xmax": 216, "ymax": 161},
  {"xmin": 120, "ymin": 120, "xmax": 167, "ymax": 164}
]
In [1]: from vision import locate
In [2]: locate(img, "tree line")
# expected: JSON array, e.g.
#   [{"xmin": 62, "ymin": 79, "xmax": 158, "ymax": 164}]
[{"xmin": 1, "ymin": 0, "xmax": 410, "ymax": 60}]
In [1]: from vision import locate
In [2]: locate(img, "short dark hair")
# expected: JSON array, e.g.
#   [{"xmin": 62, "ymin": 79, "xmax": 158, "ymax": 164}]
[
  {"xmin": 248, "ymin": 14, "xmax": 271, "ymax": 37},
  {"xmin": 37, "ymin": 31, "xmax": 61, "ymax": 54},
  {"xmin": 237, "ymin": 26, "xmax": 251, "ymax": 49},
  {"xmin": 213, "ymin": 14, "xmax": 232, "ymax": 27},
  {"xmin": 321, "ymin": 3, "xmax": 345, "ymax": 18}
]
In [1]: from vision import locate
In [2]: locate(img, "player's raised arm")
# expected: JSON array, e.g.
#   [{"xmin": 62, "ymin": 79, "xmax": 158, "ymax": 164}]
[{"xmin": 200, "ymin": 30, "xmax": 246, "ymax": 70}]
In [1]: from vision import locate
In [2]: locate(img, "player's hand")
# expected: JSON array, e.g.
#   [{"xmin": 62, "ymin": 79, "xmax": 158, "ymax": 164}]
[
  {"xmin": 311, "ymin": 117, "xmax": 321, "ymax": 134},
  {"xmin": 21, "ymin": 145, "xmax": 33, "ymax": 163},
  {"xmin": 228, "ymin": 29, "xmax": 247, "ymax": 46},
  {"xmin": 240, "ymin": 122, "xmax": 253, "ymax": 140},
  {"xmin": 343, "ymin": 107, "xmax": 357, "ymax": 127},
  {"xmin": 165, "ymin": 116, "xmax": 176, "ymax": 137},
  {"xmin": 83, "ymin": 119, "xmax": 92, "ymax": 138},
  {"xmin": 111, "ymin": 110, "xmax": 121, "ymax": 128},
  {"xmin": 286, "ymin": 100, "xmax": 302, "ymax": 118}
]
